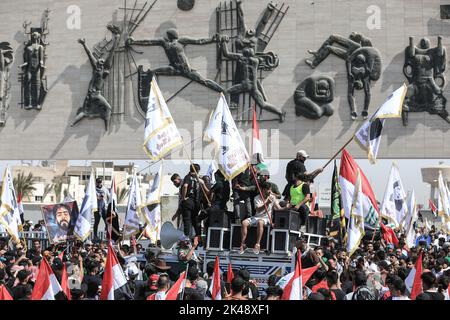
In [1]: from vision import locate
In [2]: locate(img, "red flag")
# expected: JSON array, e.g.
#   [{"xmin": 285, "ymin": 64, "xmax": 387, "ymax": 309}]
[
  {"xmin": 147, "ymin": 293, "xmax": 156, "ymax": 300},
  {"xmin": 165, "ymin": 271, "xmax": 186, "ymax": 300},
  {"xmin": 31, "ymin": 258, "xmax": 63, "ymax": 300},
  {"xmin": 227, "ymin": 262, "xmax": 234, "ymax": 284},
  {"xmin": 281, "ymin": 252, "xmax": 303, "ymax": 300},
  {"xmin": 0, "ymin": 285, "xmax": 13, "ymax": 300},
  {"xmin": 429, "ymin": 199, "xmax": 437, "ymax": 216},
  {"xmin": 209, "ymin": 256, "xmax": 222, "ymax": 300},
  {"xmin": 410, "ymin": 252, "xmax": 423, "ymax": 300},
  {"xmin": 252, "ymin": 105, "xmax": 264, "ymax": 163},
  {"xmin": 60, "ymin": 263, "xmax": 71, "ymax": 300},
  {"xmin": 301, "ymin": 265, "xmax": 319, "ymax": 287},
  {"xmin": 312, "ymin": 279, "xmax": 329, "ymax": 293},
  {"xmin": 100, "ymin": 242, "xmax": 129, "ymax": 300},
  {"xmin": 380, "ymin": 222, "xmax": 399, "ymax": 247}
]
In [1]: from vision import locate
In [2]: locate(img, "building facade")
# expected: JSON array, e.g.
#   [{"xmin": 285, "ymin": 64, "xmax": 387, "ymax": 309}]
[{"xmin": 0, "ymin": 0, "xmax": 449, "ymax": 160}]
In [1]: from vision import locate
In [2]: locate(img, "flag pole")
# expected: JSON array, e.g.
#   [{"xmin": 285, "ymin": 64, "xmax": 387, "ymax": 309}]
[
  {"xmin": 180, "ymin": 144, "xmax": 212, "ymax": 208},
  {"xmin": 321, "ymin": 134, "xmax": 355, "ymax": 170}
]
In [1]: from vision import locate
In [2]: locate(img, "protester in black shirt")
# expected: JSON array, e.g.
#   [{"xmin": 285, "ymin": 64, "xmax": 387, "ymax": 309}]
[
  {"xmin": 181, "ymin": 164, "xmax": 202, "ymax": 238},
  {"xmin": 232, "ymin": 168, "xmax": 256, "ymax": 220},
  {"xmin": 421, "ymin": 271, "xmax": 445, "ymax": 300},
  {"xmin": 283, "ymin": 150, "xmax": 323, "ymax": 198},
  {"xmin": 326, "ymin": 271, "xmax": 346, "ymax": 300},
  {"xmin": 209, "ymin": 170, "xmax": 230, "ymax": 210}
]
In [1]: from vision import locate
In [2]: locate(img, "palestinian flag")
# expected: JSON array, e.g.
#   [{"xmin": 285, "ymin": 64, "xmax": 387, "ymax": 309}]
[{"xmin": 339, "ymin": 149, "xmax": 380, "ymax": 230}]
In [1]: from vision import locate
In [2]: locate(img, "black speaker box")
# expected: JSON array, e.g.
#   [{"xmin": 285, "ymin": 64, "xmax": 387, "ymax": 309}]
[
  {"xmin": 207, "ymin": 227, "xmax": 231, "ymax": 250},
  {"xmin": 272, "ymin": 229, "xmax": 300, "ymax": 253},
  {"xmin": 306, "ymin": 216, "xmax": 327, "ymax": 235},
  {"xmin": 273, "ymin": 210, "xmax": 301, "ymax": 231},
  {"xmin": 230, "ymin": 224, "xmax": 270, "ymax": 251},
  {"xmin": 208, "ymin": 209, "xmax": 230, "ymax": 228}
]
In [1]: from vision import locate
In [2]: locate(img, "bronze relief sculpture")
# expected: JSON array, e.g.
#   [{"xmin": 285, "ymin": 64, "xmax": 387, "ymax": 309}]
[
  {"xmin": 305, "ymin": 33, "xmax": 382, "ymax": 120},
  {"xmin": 19, "ymin": 10, "xmax": 50, "ymax": 111},
  {"xmin": 294, "ymin": 75, "xmax": 335, "ymax": 120},
  {"xmin": 402, "ymin": 36, "xmax": 448, "ymax": 125},
  {"xmin": 72, "ymin": 25, "xmax": 121, "ymax": 131},
  {"xmin": 0, "ymin": 42, "xmax": 14, "ymax": 126}
]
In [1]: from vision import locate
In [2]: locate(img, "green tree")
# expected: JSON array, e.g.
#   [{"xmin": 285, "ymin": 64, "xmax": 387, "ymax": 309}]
[
  {"xmin": 13, "ymin": 172, "xmax": 38, "ymax": 200},
  {"xmin": 117, "ymin": 187, "xmax": 129, "ymax": 204},
  {"xmin": 53, "ymin": 177, "xmax": 64, "ymax": 203}
]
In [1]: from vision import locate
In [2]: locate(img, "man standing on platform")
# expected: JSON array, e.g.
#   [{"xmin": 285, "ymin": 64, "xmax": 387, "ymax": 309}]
[
  {"xmin": 180, "ymin": 164, "xmax": 202, "ymax": 238},
  {"xmin": 283, "ymin": 150, "xmax": 323, "ymax": 198}
]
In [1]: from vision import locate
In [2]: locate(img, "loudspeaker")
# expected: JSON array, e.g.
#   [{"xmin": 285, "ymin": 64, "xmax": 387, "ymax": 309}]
[
  {"xmin": 230, "ymin": 224, "xmax": 270, "ymax": 251},
  {"xmin": 206, "ymin": 227, "xmax": 231, "ymax": 251},
  {"xmin": 306, "ymin": 216, "xmax": 327, "ymax": 235},
  {"xmin": 208, "ymin": 209, "xmax": 230, "ymax": 228},
  {"xmin": 160, "ymin": 222, "xmax": 185, "ymax": 249},
  {"xmin": 273, "ymin": 210, "xmax": 301, "ymax": 231},
  {"xmin": 271, "ymin": 229, "xmax": 300, "ymax": 254}
]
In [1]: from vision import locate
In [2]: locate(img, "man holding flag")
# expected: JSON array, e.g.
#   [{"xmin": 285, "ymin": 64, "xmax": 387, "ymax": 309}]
[
  {"xmin": 0, "ymin": 167, "xmax": 22, "ymax": 244},
  {"xmin": 74, "ymin": 169, "xmax": 98, "ymax": 241}
]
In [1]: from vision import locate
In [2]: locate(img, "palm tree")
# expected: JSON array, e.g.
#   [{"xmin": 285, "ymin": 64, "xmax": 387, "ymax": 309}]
[
  {"xmin": 42, "ymin": 183, "xmax": 54, "ymax": 202},
  {"xmin": 53, "ymin": 177, "xmax": 63, "ymax": 203},
  {"xmin": 117, "ymin": 187, "xmax": 129, "ymax": 204},
  {"xmin": 13, "ymin": 172, "xmax": 38, "ymax": 201}
]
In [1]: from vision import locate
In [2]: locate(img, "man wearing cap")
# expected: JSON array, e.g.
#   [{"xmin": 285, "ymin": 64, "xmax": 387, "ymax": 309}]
[
  {"xmin": 258, "ymin": 169, "xmax": 281, "ymax": 199},
  {"xmin": 283, "ymin": 150, "xmax": 323, "ymax": 198},
  {"xmin": 177, "ymin": 235, "xmax": 200, "ymax": 270}
]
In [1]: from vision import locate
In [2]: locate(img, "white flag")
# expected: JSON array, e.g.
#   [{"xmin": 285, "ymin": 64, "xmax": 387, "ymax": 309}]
[
  {"xmin": 438, "ymin": 171, "xmax": 450, "ymax": 234},
  {"xmin": 346, "ymin": 169, "xmax": 365, "ymax": 257},
  {"xmin": 405, "ymin": 189, "xmax": 418, "ymax": 248},
  {"xmin": 143, "ymin": 78, "xmax": 183, "ymax": 160},
  {"xmin": 204, "ymin": 94, "xmax": 250, "ymax": 180},
  {"xmin": 123, "ymin": 172, "xmax": 142, "ymax": 239},
  {"xmin": 354, "ymin": 84, "xmax": 407, "ymax": 164},
  {"xmin": 380, "ymin": 163, "xmax": 408, "ymax": 229},
  {"xmin": 141, "ymin": 162, "xmax": 163, "ymax": 242},
  {"xmin": 74, "ymin": 170, "xmax": 98, "ymax": 241},
  {"xmin": 206, "ymin": 161, "xmax": 217, "ymax": 185},
  {"xmin": 0, "ymin": 167, "xmax": 21, "ymax": 243}
]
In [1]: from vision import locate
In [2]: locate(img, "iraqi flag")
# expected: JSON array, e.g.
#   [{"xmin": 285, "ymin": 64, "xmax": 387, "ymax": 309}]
[
  {"xmin": 277, "ymin": 265, "xmax": 319, "ymax": 291},
  {"xmin": 227, "ymin": 262, "xmax": 234, "ymax": 284},
  {"xmin": 339, "ymin": 149, "xmax": 380, "ymax": 230},
  {"xmin": 73, "ymin": 170, "xmax": 98, "ymax": 241},
  {"xmin": 379, "ymin": 222, "xmax": 399, "ymax": 247},
  {"xmin": 0, "ymin": 284, "xmax": 13, "ymax": 300},
  {"xmin": 60, "ymin": 262, "xmax": 71, "ymax": 300},
  {"xmin": 165, "ymin": 271, "xmax": 187, "ymax": 300},
  {"xmin": 279, "ymin": 253, "xmax": 304, "ymax": 300},
  {"xmin": 100, "ymin": 242, "xmax": 133, "ymax": 300},
  {"xmin": 209, "ymin": 256, "xmax": 222, "ymax": 300},
  {"xmin": 405, "ymin": 252, "xmax": 423, "ymax": 300},
  {"xmin": 31, "ymin": 258, "xmax": 63, "ymax": 300},
  {"xmin": 252, "ymin": 105, "xmax": 264, "ymax": 163},
  {"xmin": 429, "ymin": 199, "xmax": 438, "ymax": 217}
]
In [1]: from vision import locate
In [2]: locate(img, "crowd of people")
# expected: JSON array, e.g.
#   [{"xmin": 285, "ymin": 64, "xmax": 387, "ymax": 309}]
[
  {"xmin": 1, "ymin": 149, "xmax": 450, "ymax": 300},
  {"xmin": 1, "ymin": 223, "xmax": 450, "ymax": 300}
]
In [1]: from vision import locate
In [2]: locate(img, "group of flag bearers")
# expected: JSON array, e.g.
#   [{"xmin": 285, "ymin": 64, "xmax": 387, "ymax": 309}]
[{"xmin": 1, "ymin": 79, "xmax": 450, "ymax": 300}]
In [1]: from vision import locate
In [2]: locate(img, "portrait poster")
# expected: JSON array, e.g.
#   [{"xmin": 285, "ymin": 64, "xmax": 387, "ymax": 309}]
[{"xmin": 41, "ymin": 201, "xmax": 79, "ymax": 244}]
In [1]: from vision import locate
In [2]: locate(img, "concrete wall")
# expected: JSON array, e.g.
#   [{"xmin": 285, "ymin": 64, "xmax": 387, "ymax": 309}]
[{"xmin": 1, "ymin": 0, "xmax": 450, "ymax": 159}]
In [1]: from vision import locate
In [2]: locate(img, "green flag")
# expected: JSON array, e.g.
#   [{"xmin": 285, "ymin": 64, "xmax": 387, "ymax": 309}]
[{"xmin": 330, "ymin": 160, "xmax": 345, "ymax": 243}]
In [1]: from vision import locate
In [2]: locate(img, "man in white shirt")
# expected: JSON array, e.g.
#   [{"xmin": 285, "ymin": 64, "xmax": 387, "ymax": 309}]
[{"xmin": 239, "ymin": 181, "xmax": 281, "ymax": 255}]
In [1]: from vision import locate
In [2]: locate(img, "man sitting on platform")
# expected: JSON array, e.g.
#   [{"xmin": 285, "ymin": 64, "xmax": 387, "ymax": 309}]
[
  {"xmin": 239, "ymin": 182, "xmax": 281, "ymax": 255},
  {"xmin": 286, "ymin": 173, "xmax": 312, "ymax": 228}
]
